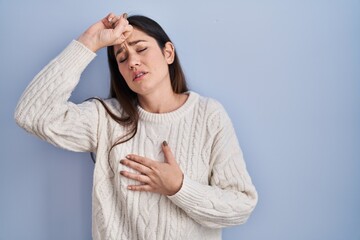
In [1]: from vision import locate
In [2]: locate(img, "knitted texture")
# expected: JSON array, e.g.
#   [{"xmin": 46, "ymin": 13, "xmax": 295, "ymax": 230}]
[{"xmin": 15, "ymin": 40, "xmax": 258, "ymax": 240}]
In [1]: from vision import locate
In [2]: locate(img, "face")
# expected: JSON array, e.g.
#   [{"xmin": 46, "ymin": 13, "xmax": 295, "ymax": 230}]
[{"xmin": 114, "ymin": 28, "xmax": 175, "ymax": 96}]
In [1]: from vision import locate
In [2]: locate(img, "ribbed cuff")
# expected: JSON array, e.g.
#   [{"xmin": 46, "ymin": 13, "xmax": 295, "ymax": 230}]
[
  {"xmin": 56, "ymin": 40, "xmax": 96, "ymax": 76},
  {"xmin": 167, "ymin": 175, "xmax": 209, "ymax": 210}
]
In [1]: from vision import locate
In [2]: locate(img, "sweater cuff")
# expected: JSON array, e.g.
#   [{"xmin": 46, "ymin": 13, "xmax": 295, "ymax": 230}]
[
  {"xmin": 167, "ymin": 175, "xmax": 209, "ymax": 210},
  {"xmin": 55, "ymin": 40, "xmax": 96, "ymax": 75}
]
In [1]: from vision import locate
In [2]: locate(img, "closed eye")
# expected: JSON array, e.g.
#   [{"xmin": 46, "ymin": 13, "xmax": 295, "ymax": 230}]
[
  {"xmin": 137, "ymin": 47, "xmax": 147, "ymax": 53},
  {"xmin": 118, "ymin": 47, "xmax": 147, "ymax": 64},
  {"xmin": 119, "ymin": 55, "xmax": 128, "ymax": 63}
]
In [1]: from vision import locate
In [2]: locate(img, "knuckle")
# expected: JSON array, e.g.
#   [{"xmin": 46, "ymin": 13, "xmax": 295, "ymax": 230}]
[{"xmin": 139, "ymin": 165, "xmax": 146, "ymax": 172}]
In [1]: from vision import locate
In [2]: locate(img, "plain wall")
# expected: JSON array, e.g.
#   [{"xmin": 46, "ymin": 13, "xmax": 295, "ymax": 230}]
[{"xmin": 1, "ymin": 0, "xmax": 359, "ymax": 239}]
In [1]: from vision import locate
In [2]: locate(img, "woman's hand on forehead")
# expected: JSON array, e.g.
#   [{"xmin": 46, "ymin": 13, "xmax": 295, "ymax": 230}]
[{"xmin": 77, "ymin": 12, "xmax": 133, "ymax": 52}]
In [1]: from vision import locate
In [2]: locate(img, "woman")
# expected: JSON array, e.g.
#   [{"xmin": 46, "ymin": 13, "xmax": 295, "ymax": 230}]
[{"xmin": 15, "ymin": 13, "xmax": 257, "ymax": 240}]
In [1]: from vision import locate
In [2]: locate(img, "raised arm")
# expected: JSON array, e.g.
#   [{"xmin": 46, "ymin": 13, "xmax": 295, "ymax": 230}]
[{"xmin": 14, "ymin": 13, "xmax": 133, "ymax": 152}]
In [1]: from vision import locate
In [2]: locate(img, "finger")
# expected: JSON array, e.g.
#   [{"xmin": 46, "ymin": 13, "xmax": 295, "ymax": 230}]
[
  {"xmin": 162, "ymin": 141, "xmax": 176, "ymax": 165},
  {"xmin": 127, "ymin": 184, "xmax": 153, "ymax": 192},
  {"xmin": 110, "ymin": 17, "xmax": 121, "ymax": 28},
  {"xmin": 122, "ymin": 24, "xmax": 133, "ymax": 38},
  {"xmin": 125, "ymin": 154, "xmax": 154, "ymax": 168},
  {"xmin": 103, "ymin": 13, "xmax": 124, "ymax": 29},
  {"xmin": 113, "ymin": 15, "xmax": 130, "ymax": 35},
  {"xmin": 112, "ymin": 24, "xmax": 133, "ymax": 45},
  {"xmin": 102, "ymin": 13, "xmax": 116, "ymax": 28},
  {"xmin": 120, "ymin": 171, "xmax": 150, "ymax": 184},
  {"xmin": 112, "ymin": 13, "xmax": 128, "ymax": 28},
  {"xmin": 106, "ymin": 12, "xmax": 116, "ymax": 22},
  {"xmin": 120, "ymin": 158, "xmax": 151, "ymax": 174},
  {"xmin": 110, "ymin": 14, "xmax": 124, "ymax": 28}
]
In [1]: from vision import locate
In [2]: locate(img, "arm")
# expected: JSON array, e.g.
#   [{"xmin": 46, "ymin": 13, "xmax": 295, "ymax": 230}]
[
  {"xmin": 118, "ymin": 103, "xmax": 258, "ymax": 227},
  {"xmin": 14, "ymin": 40, "xmax": 99, "ymax": 152},
  {"xmin": 14, "ymin": 13, "xmax": 133, "ymax": 152},
  {"xmin": 168, "ymin": 106, "xmax": 258, "ymax": 228}
]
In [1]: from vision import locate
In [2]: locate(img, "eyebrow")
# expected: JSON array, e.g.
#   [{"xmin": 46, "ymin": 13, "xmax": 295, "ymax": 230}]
[{"xmin": 115, "ymin": 40, "xmax": 147, "ymax": 57}]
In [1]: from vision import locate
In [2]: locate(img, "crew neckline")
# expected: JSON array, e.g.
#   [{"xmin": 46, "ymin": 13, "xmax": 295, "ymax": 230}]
[{"xmin": 137, "ymin": 91, "xmax": 199, "ymax": 123}]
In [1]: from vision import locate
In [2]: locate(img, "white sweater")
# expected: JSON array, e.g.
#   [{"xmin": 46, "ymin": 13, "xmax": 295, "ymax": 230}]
[{"xmin": 14, "ymin": 40, "xmax": 258, "ymax": 240}]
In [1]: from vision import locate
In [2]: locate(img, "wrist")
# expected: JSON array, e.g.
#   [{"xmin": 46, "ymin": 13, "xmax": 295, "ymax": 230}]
[
  {"xmin": 77, "ymin": 35, "xmax": 98, "ymax": 52},
  {"xmin": 168, "ymin": 173, "xmax": 184, "ymax": 196}
]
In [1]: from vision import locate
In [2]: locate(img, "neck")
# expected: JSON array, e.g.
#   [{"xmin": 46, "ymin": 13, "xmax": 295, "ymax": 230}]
[{"xmin": 138, "ymin": 90, "xmax": 188, "ymax": 114}]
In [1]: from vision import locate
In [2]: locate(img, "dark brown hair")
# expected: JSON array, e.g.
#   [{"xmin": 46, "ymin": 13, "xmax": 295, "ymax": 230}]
[{"xmin": 91, "ymin": 15, "xmax": 188, "ymax": 167}]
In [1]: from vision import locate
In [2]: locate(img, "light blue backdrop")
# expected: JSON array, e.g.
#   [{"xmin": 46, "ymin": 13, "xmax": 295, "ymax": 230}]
[{"xmin": 1, "ymin": 0, "xmax": 359, "ymax": 239}]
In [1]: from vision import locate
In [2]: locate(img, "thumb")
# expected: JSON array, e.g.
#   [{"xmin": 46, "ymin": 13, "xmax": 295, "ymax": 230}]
[{"xmin": 162, "ymin": 141, "xmax": 176, "ymax": 164}]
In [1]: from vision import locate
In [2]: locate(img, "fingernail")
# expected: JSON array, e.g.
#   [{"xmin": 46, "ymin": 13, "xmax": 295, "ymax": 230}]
[
  {"xmin": 163, "ymin": 141, "xmax": 168, "ymax": 146},
  {"xmin": 126, "ymin": 155, "xmax": 131, "ymax": 159},
  {"xmin": 108, "ymin": 17, "xmax": 113, "ymax": 23},
  {"xmin": 123, "ymin": 13, "xmax": 128, "ymax": 19}
]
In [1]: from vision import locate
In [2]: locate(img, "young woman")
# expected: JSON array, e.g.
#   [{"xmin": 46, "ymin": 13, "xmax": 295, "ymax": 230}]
[{"xmin": 15, "ymin": 13, "xmax": 257, "ymax": 240}]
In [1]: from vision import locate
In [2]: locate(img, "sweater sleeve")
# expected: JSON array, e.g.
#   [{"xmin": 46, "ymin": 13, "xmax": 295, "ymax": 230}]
[
  {"xmin": 14, "ymin": 40, "xmax": 99, "ymax": 152},
  {"xmin": 168, "ymin": 104, "xmax": 258, "ymax": 228}
]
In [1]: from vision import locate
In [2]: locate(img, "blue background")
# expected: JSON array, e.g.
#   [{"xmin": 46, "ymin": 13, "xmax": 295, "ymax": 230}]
[{"xmin": 1, "ymin": 0, "xmax": 359, "ymax": 239}]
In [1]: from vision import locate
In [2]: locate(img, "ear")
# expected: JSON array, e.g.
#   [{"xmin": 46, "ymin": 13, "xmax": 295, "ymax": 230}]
[{"xmin": 163, "ymin": 42, "xmax": 175, "ymax": 64}]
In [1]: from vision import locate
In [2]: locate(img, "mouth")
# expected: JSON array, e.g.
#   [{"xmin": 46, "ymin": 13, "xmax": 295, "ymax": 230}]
[{"xmin": 133, "ymin": 71, "xmax": 147, "ymax": 81}]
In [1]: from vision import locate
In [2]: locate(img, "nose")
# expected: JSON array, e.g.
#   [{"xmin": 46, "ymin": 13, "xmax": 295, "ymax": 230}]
[{"xmin": 128, "ymin": 52, "xmax": 141, "ymax": 70}]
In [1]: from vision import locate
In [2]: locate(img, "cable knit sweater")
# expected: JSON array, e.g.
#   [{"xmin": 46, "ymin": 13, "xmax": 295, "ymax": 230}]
[{"xmin": 14, "ymin": 40, "xmax": 258, "ymax": 240}]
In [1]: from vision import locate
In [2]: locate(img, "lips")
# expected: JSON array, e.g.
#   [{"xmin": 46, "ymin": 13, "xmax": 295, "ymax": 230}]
[{"xmin": 133, "ymin": 71, "xmax": 147, "ymax": 81}]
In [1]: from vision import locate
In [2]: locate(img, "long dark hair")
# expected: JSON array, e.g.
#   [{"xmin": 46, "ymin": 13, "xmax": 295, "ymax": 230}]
[{"xmin": 91, "ymin": 15, "xmax": 188, "ymax": 167}]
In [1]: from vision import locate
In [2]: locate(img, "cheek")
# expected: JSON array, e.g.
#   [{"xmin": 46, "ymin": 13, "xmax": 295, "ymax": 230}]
[
  {"xmin": 152, "ymin": 55, "xmax": 169, "ymax": 74},
  {"xmin": 118, "ymin": 65, "xmax": 130, "ymax": 80},
  {"xmin": 118, "ymin": 63, "xmax": 125, "ymax": 73}
]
